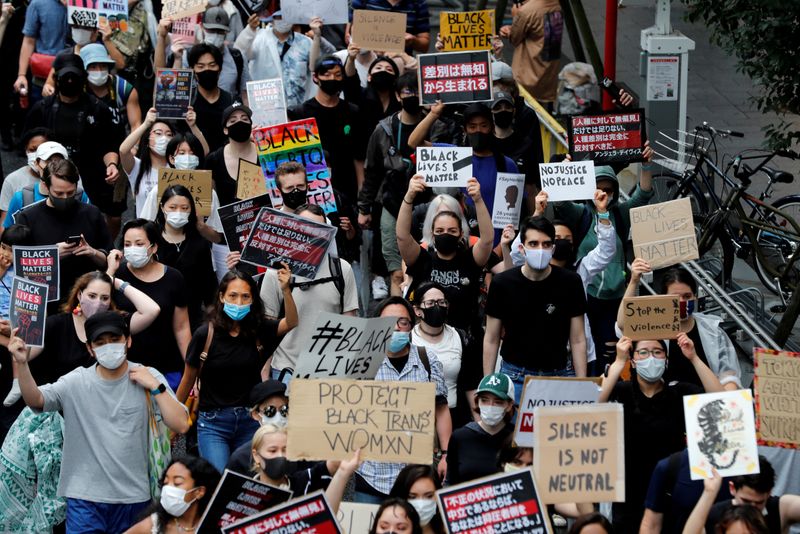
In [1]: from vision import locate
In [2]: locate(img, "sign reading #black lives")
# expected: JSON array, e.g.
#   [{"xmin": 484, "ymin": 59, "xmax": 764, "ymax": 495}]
[{"xmin": 568, "ymin": 109, "xmax": 647, "ymax": 165}]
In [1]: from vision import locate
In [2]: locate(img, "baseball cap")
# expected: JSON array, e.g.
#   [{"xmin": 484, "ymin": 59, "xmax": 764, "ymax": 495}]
[
  {"xmin": 314, "ymin": 55, "xmax": 343, "ymax": 75},
  {"xmin": 221, "ymin": 102, "xmax": 253, "ymax": 126},
  {"xmin": 476, "ymin": 373, "xmax": 515, "ymax": 401},
  {"xmin": 462, "ymin": 102, "xmax": 493, "ymax": 123},
  {"xmin": 85, "ymin": 311, "xmax": 130, "ymax": 343},
  {"xmin": 35, "ymin": 141, "xmax": 69, "ymax": 161},
  {"xmin": 492, "ymin": 91, "xmax": 514, "ymax": 109},
  {"xmin": 249, "ymin": 379, "xmax": 288, "ymax": 406},
  {"xmin": 491, "ymin": 61, "xmax": 513, "ymax": 82},
  {"xmin": 79, "ymin": 43, "xmax": 116, "ymax": 69},
  {"xmin": 57, "ymin": 55, "xmax": 85, "ymax": 78},
  {"xmin": 203, "ymin": 6, "xmax": 230, "ymax": 31}
]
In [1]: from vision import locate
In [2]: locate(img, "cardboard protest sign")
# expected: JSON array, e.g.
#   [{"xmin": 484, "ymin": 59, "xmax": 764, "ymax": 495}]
[
  {"xmin": 246, "ymin": 78, "xmax": 287, "ymax": 129},
  {"xmin": 197, "ymin": 470, "xmax": 293, "ymax": 534},
  {"xmin": 491, "ymin": 172, "xmax": 525, "ymax": 228},
  {"xmin": 13, "ymin": 246, "xmax": 59, "ymax": 302},
  {"xmin": 287, "ymin": 378, "xmax": 435, "ymax": 463},
  {"xmin": 281, "ymin": 0, "xmax": 348, "ymax": 25},
  {"xmin": 416, "ymin": 146, "xmax": 472, "ymax": 187},
  {"xmin": 236, "ymin": 159, "xmax": 268, "ymax": 200},
  {"xmin": 68, "ymin": 0, "xmax": 98, "ymax": 28},
  {"xmin": 631, "ymin": 198, "xmax": 699, "ymax": 269},
  {"xmin": 170, "ymin": 14, "xmax": 201, "ymax": 46},
  {"xmin": 157, "ymin": 168, "xmax": 212, "ymax": 216},
  {"xmin": 222, "ymin": 490, "xmax": 341, "ymax": 534},
  {"xmin": 621, "ymin": 295, "xmax": 681, "ymax": 341},
  {"xmin": 753, "ymin": 348, "xmax": 800, "ymax": 448},
  {"xmin": 514, "ymin": 377, "xmax": 601, "ymax": 448},
  {"xmin": 10, "ymin": 277, "xmax": 48, "ymax": 348},
  {"xmin": 534, "ymin": 403, "xmax": 625, "ymax": 504},
  {"xmin": 154, "ymin": 68, "xmax": 194, "ymax": 120},
  {"xmin": 439, "ymin": 10, "xmax": 494, "ymax": 51},
  {"xmin": 351, "ymin": 9, "xmax": 407, "ymax": 53},
  {"xmin": 217, "ymin": 194, "xmax": 272, "ymax": 252},
  {"xmin": 240, "ymin": 208, "xmax": 337, "ymax": 279},
  {"xmin": 161, "ymin": 0, "xmax": 207, "ymax": 20},
  {"xmin": 98, "ymin": 0, "xmax": 128, "ymax": 31},
  {"xmin": 538, "ymin": 161, "xmax": 596, "ymax": 202},
  {"xmin": 337, "ymin": 502, "xmax": 379, "ymax": 534},
  {"xmin": 418, "ymin": 51, "xmax": 492, "ymax": 105},
  {"xmin": 568, "ymin": 109, "xmax": 646, "ymax": 165},
  {"xmin": 437, "ymin": 468, "xmax": 552, "ymax": 534},
  {"xmin": 292, "ymin": 313, "xmax": 396, "ymax": 379},
  {"xmin": 684, "ymin": 389, "xmax": 760, "ymax": 480}
]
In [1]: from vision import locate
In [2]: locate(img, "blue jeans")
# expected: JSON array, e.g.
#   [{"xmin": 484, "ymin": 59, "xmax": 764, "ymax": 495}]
[
  {"xmin": 270, "ymin": 367, "xmax": 293, "ymax": 386},
  {"xmin": 352, "ymin": 490, "xmax": 387, "ymax": 505},
  {"xmin": 198, "ymin": 407, "xmax": 260, "ymax": 473},
  {"xmin": 66, "ymin": 498, "xmax": 149, "ymax": 534},
  {"xmin": 500, "ymin": 359, "xmax": 575, "ymax": 408}
]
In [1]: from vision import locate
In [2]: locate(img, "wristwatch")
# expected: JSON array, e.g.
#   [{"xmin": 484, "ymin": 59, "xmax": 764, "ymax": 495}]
[{"xmin": 150, "ymin": 383, "xmax": 167, "ymax": 396}]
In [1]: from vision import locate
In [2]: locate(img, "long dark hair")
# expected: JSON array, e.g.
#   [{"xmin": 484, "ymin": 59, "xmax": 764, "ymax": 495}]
[
  {"xmin": 166, "ymin": 133, "xmax": 206, "ymax": 168},
  {"xmin": 155, "ymin": 185, "xmax": 200, "ymax": 237},
  {"xmin": 660, "ymin": 267, "xmax": 697, "ymax": 295},
  {"xmin": 135, "ymin": 120, "xmax": 174, "ymax": 195},
  {"xmin": 152, "ymin": 456, "xmax": 220, "ymax": 530},
  {"xmin": 369, "ymin": 498, "xmax": 422, "ymax": 534},
  {"xmin": 715, "ymin": 505, "xmax": 769, "ymax": 534},
  {"xmin": 389, "ymin": 465, "xmax": 445, "ymax": 534},
  {"xmin": 567, "ymin": 512, "xmax": 614, "ymax": 534},
  {"xmin": 211, "ymin": 270, "xmax": 268, "ymax": 338}
]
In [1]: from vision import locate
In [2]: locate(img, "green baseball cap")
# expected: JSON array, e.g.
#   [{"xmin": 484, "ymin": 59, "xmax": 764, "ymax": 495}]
[{"xmin": 476, "ymin": 373, "xmax": 515, "ymax": 401}]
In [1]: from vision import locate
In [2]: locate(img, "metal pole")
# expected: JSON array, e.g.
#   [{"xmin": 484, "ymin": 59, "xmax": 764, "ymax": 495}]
[
  {"xmin": 602, "ymin": 0, "xmax": 617, "ymax": 109},
  {"xmin": 569, "ymin": 0, "xmax": 604, "ymax": 82},
  {"xmin": 560, "ymin": 0, "xmax": 586, "ymax": 63}
]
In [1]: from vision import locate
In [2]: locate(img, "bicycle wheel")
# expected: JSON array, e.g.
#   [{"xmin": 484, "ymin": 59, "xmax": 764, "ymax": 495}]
[
  {"xmin": 753, "ymin": 197, "xmax": 800, "ymax": 296},
  {"xmin": 696, "ymin": 210, "xmax": 736, "ymax": 284},
  {"xmin": 650, "ymin": 172, "xmax": 708, "ymax": 221}
]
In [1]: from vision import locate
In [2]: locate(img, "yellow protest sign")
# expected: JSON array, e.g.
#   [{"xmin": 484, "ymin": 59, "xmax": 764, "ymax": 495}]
[
  {"xmin": 236, "ymin": 159, "xmax": 267, "ymax": 200},
  {"xmin": 157, "ymin": 168, "xmax": 212, "ymax": 216},
  {"xmin": 438, "ymin": 10, "xmax": 494, "ymax": 51}
]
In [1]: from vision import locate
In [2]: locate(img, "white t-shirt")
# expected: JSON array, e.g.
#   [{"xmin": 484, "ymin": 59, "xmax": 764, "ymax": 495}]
[
  {"xmin": 0, "ymin": 166, "xmax": 38, "ymax": 211},
  {"xmin": 127, "ymin": 157, "xmax": 159, "ymax": 217},
  {"xmin": 411, "ymin": 324, "xmax": 463, "ymax": 407},
  {"xmin": 140, "ymin": 185, "xmax": 224, "ymax": 233}
]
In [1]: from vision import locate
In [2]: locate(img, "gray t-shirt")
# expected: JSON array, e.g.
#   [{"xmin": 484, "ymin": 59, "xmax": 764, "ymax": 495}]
[
  {"xmin": 0, "ymin": 166, "xmax": 37, "ymax": 211},
  {"xmin": 38, "ymin": 362, "xmax": 177, "ymax": 503}
]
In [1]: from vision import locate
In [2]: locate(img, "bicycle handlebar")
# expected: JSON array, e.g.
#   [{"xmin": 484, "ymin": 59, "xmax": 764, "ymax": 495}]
[{"xmin": 696, "ymin": 123, "xmax": 744, "ymax": 138}]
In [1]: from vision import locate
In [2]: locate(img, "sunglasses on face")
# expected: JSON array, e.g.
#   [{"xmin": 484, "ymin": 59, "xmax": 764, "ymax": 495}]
[{"xmin": 261, "ymin": 405, "xmax": 289, "ymax": 418}]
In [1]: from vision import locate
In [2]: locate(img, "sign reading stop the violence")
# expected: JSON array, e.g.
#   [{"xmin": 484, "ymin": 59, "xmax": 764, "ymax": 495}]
[{"xmin": 621, "ymin": 295, "xmax": 682, "ymax": 341}]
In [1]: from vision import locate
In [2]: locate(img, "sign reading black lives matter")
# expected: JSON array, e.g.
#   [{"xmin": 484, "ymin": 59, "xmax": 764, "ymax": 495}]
[
  {"xmin": 416, "ymin": 146, "xmax": 472, "ymax": 187},
  {"xmin": 418, "ymin": 51, "xmax": 492, "ymax": 105},
  {"xmin": 568, "ymin": 109, "xmax": 646, "ymax": 165},
  {"xmin": 218, "ymin": 194, "xmax": 272, "ymax": 252},
  {"xmin": 293, "ymin": 312, "xmax": 397, "ymax": 379},
  {"xmin": 222, "ymin": 491, "xmax": 342, "ymax": 534},
  {"xmin": 197, "ymin": 470, "xmax": 293, "ymax": 533},
  {"xmin": 437, "ymin": 468, "xmax": 552, "ymax": 534},
  {"xmin": 10, "ymin": 276, "xmax": 48, "ymax": 348},
  {"xmin": 13, "ymin": 246, "xmax": 59, "ymax": 302}
]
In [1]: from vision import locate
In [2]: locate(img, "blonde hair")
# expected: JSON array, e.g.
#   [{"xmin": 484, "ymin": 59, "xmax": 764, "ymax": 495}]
[
  {"xmin": 421, "ymin": 194, "xmax": 470, "ymax": 247},
  {"xmin": 250, "ymin": 424, "xmax": 287, "ymax": 473}
]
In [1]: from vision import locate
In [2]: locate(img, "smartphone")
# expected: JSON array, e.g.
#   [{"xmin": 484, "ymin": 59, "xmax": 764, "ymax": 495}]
[
  {"xmin": 601, "ymin": 77, "xmax": 639, "ymax": 107},
  {"xmin": 66, "ymin": 235, "xmax": 82, "ymax": 245}
]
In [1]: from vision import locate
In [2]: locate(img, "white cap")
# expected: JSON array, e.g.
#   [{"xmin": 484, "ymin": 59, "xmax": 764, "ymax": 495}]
[
  {"xmin": 35, "ymin": 141, "xmax": 68, "ymax": 162},
  {"xmin": 492, "ymin": 61, "xmax": 513, "ymax": 81}
]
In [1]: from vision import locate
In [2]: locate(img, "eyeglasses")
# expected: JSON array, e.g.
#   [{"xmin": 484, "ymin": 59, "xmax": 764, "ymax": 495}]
[
  {"xmin": 261, "ymin": 405, "xmax": 289, "ymax": 418},
  {"xmin": 635, "ymin": 348, "xmax": 666, "ymax": 358},
  {"xmin": 525, "ymin": 240, "xmax": 554, "ymax": 249},
  {"xmin": 396, "ymin": 317, "xmax": 413, "ymax": 328},
  {"xmin": 399, "ymin": 89, "xmax": 418, "ymax": 97},
  {"xmin": 420, "ymin": 299, "xmax": 448, "ymax": 309}
]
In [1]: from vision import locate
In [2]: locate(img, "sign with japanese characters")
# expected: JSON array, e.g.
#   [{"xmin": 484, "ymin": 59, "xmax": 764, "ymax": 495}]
[
  {"xmin": 418, "ymin": 51, "xmax": 492, "ymax": 105},
  {"xmin": 218, "ymin": 194, "xmax": 273, "ymax": 252},
  {"xmin": 221, "ymin": 491, "xmax": 341, "ymax": 534},
  {"xmin": 568, "ymin": 109, "xmax": 646, "ymax": 165}
]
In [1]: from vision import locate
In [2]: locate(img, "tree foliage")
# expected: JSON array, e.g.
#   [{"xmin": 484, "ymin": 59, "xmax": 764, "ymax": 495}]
[{"xmin": 682, "ymin": 0, "xmax": 800, "ymax": 150}]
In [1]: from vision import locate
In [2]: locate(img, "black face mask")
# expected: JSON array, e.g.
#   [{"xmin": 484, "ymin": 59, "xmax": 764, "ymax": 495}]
[
  {"xmin": 196, "ymin": 69, "xmax": 220, "ymax": 90},
  {"xmin": 421, "ymin": 305, "xmax": 448, "ymax": 328},
  {"xmin": 370, "ymin": 70, "xmax": 396, "ymax": 92},
  {"xmin": 434, "ymin": 233, "xmax": 460, "ymax": 255},
  {"xmin": 50, "ymin": 195, "xmax": 78, "ymax": 213},
  {"xmin": 260, "ymin": 456, "xmax": 296, "ymax": 480},
  {"xmin": 552, "ymin": 239, "xmax": 575, "ymax": 265},
  {"xmin": 467, "ymin": 132, "xmax": 493, "ymax": 151},
  {"xmin": 401, "ymin": 96, "xmax": 420, "ymax": 114},
  {"xmin": 318, "ymin": 78, "xmax": 343, "ymax": 96},
  {"xmin": 493, "ymin": 111, "xmax": 514, "ymax": 129},
  {"xmin": 281, "ymin": 187, "xmax": 307, "ymax": 209},
  {"xmin": 227, "ymin": 121, "xmax": 253, "ymax": 142},
  {"xmin": 58, "ymin": 75, "xmax": 83, "ymax": 98}
]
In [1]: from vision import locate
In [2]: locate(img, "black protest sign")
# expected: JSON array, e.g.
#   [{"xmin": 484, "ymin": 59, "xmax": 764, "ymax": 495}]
[
  {"xmin": 437, "ymin": 469, "xmax": 552, "ymax": 534},
  {"xmin": 218, "ymin": 194, "xmax": 273, "ymax": 252},
  {"xmin": 10, "ymin": 276, "xmax": 48, "ymax": 348},
  {"xmin": 197, "ymin": 469, "xmax": 293, "ymax": 534},
  {"xmin": 418, "ymin": 51, "xmax": 492, "ymax": 105},
  {"xmin": 568, "ymin": 109, "xmax": 646, "ymax": 165},
  {"xmin": 13, "ymin": 246, "xmax": 59, "ymax": 302},
  {"xmin": 240, "ymin": 207, "xmax": 337, "ymax": 280},
  {"xmin": 221, "ymin": 490, "xmax": 342, "ymax": 534},
  {"xmin": 154, "ymin": 68, "xmax": 194, "ymax": 120}
]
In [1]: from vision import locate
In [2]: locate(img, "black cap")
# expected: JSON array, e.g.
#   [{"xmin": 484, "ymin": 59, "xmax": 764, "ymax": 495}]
[
  {"xmin": 221, "ymin": 102, "xmax": 253, "ymax": 126},
  {"xmin": 249, "ymin": 379, "xmax": 287, "ymax": 406},
  {"xmin": 57, "ymin": 54, "xmax": 86, "ymax": 78},
  {"xmin": 462, "ymin": 102, "xmax": 492, "ymax": 123},
  {"xmin": 85, "ymin": 311, "xmax": 130, "ymax": 342},
  {"xmin": 313, "ymin": 55, "xmax": 343, "ymax": 75}
]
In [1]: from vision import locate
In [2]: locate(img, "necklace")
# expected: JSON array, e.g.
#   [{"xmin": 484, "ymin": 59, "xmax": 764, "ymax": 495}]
[
  {"xmin": 174, "ymin": 518, "xmax": 197, "ymax": 532},
  {"xmin": 419, "ymin": 324, "xmax": 443, "ymax": 338}
]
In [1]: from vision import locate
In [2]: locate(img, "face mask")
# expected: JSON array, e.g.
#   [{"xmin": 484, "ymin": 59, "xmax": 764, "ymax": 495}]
[
  {"xmin": 421, "ymin": 305, "xmax": 447, "ymax": 328},
  {"xmin": 27, "ymin": 152, "xmax": 38, "ymax": 172},
  {"xmin": 260, "ymin": 456, "xmax": 295, "ymax": 479},
  {"xmin": 552, "ymin": 239, "xmax": 575, "ymax": 264},
  {"xmin": 433, "ymin": 233, "xmax": 460, "ymax": 255},
  {"xmin": 504, "ymin": 463, "xmax": 524, "ymax": 473},
  {"xmin": 79, "ymin": 295, "xmax": 110, "ymax": 319},
  {"xmin": 50, "ymin": 195, "xmax": 79, "ymax": 213},
  {"xmin": 124, "ymin": 245, "xmax": 152, "ymax": 268},
  {"xmin": 223, "ymin": 301, "xmax": 251, "ymax": 321},
  {"xmin": 493, "ymin": 110, "xmax": 514, "ymax": 129},
  {"xmin": 173, "ymin": 154, "xmax": 200, "ymax": 170},
  {"xmin": 281, "ymin": 188, "xmax": 307, "ymax": 210},
  {"xmin": 272, "ymin": 19, "xmax": 293, "ymax": 34},
  {"xmin": 318, "ymin": 78, "xmax": 343, "ymax": 96},
  {"xmin": 93, "ymin": 342, "xmax": 127, "ymax": 369},
  {"xmin": 401, "ymin": 96, "xmax": 420, "ymax": 114},
  {"xmin": 388, "ymin": 331, "xmax": 410, "ymax": 353},
  {"xmin": 680, "ymin": 299, "xmax": 697, "ymax": 320},
  {"xmin": 204, "ymin": 32, "xmax": 225, "ymax": 48},
  {"xmin": 409, "ymin": 498, "xmax": 437, "ymax": 527},
  {"xmin": 152, "ymin": 135, "xmax": 169, "ymax": 156},
  {"xmin": 87, "ymin": 70, "xmax": 109, "ymax": 86},
  {"xmin": 524, "ymin": 247, "xmax": 553, "ymax": 270},
  {"xmin": 196, "ymin": 69, "xmax": 220, "ymax": 90},
  {"xmin": 634, "ymin": 356, "xmax": 666, "ymax": 383},
  {"xmin": 467, "ymin": 131, "xmax": 493, "ymax": 151},
  {"xmin": 369, "ymin": 70, "xmax": 396, "ymax": 92},
  {"xmin": 165, "ymin": 210, "xmax": 190, "ymax": 228},
  {"xmin": 71, "ymin": 27, "xmax": 93, "ymax": 46},
  {"xmin": 479, "ymin": 404, "xmax": 506, "ymax": 426},
  {"xmin": 261, "ymin": 413, "xmax": 288, "ymax": 428},
  {"xmin": 227, "ymin": 121, "xmax": 253, "ymax": 143},
  {"xmin": 160, "ymin": 484, "xmax": 197, "ymax": 517},
  {"xmin": 58, "ymin": 75, "xmax": 83, "ymax": 98}
]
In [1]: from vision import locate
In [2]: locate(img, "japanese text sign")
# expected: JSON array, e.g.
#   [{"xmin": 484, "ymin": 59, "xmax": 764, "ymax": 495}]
[
  {"xmin": 568, "ymin": 109, "xmax": 646, "ymax": 165},
  {"xmin": 418, "ymin": 51, "xmax": 492, "ymax": 105}
]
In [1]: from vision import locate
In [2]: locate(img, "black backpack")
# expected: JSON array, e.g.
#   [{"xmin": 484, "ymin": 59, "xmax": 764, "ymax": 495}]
[{"xmin": 285, "ymin": 255, "xmax": 346, "ymax": 313}]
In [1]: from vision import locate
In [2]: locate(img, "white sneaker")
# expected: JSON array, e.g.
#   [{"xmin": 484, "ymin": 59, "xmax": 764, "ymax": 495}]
[
  {"xmin": 371, "ymin": 277, "xmax": 389, "ymax": 300},
  {"xmin": 3, "ymin": 378, "xmax": 21, "ymax": 407}
]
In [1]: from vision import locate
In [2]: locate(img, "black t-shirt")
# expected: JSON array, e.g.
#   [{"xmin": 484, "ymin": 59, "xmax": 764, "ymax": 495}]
[
  {"xmin": 446, "ymin": 421, "xmax": 513, "ymax": 486},
  {"xmin": 157, "ymin": 232, "xmax": 217, "ymax": 330},
  {"xmin": 192, "ymin": 89, "xmax": 234, "ymax": 153},
  {"xmin": 485, "ymin": 266, "xmax": 586, "ymax": 370},
  {"xmin": 494, "ymin": 129, "xmax": 542, "ymax": 188},
  {"xmin": 186, "ymin": 321, "xmax": 280, "ymax": 410},
  {"xmin": 665, "ymin": 323, "xmax": 708, "ymax": 388},
  {"xmin": 706, "ymin": 497, "xmax": 781, "ymax": 534},
  {"xmin": 226, "ymin": 447, "xmax": 332, "ymax": 496},
  {"xmin": 204, "ymin": 147, "xmax": 248, "ymax": 207},
  {"xmin": 114, "ymin": 263, "xmax": 189, "ymax": 373},
  {"xmin": 29, "ymin": 312, "xmax": 94, "ymax": 385},
  {"xmin": 406, "ymin": 245, "xmax": 483, "ymax": 332}
]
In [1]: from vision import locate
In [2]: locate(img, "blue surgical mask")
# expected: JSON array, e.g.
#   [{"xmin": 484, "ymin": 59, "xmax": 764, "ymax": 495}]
[
  {"xmin": 635, "ymin": 356, "xmax": 666, "ymax": 382},
  {"xmin": 388, "ymin": 331, "xmax": 410, "ymax": 353},
  {"xmin": 223, "ymin": 302, "xmax": 251, "ymax": 321}
]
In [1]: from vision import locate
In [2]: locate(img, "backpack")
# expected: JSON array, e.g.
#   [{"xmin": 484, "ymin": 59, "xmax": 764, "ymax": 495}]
[
  {"xmin": 286, "ymin": 255, "xmax": 345, "ymax": 313},
  {"xmin": 555, "ymin": 62, "xmax": 600, "ymax": 116},
  {"xmin": 21, "ymin": 184, "xmax": 84, "ymax": 208}
]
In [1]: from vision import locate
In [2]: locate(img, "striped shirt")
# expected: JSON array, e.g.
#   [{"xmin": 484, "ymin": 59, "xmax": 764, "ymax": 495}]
[{"xmin": 350, "ymin": 0, "xmax": 431, "ymax": 35}]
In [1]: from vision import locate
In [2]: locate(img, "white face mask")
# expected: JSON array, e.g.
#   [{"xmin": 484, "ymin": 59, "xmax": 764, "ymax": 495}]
[
  {"xmin": 93, "ymin": 342, "xmax": 127, "ymax": 369},
  {"xmin": 27, "ymin": 152, "xmax": 38, "ymax": 172},
  {"xmin": 173, "ymin": 154, "xmax": 199, "ymax": 170},
  {"xmin": 124, "ymin": 246, "xmax": 152, "ymax": 268},
  {"xmin": 634, "ymin": 356, "xmax": 667, "ymax": 383},
  {"xmin": 260, "ymin": 413, "xmax": 288, "ymax": 428},
  {"xmin": 409, "ymin": 498, "xmax": 437, "ymax": 526},
  {"xmin": 165, "ymin": 211, "xmax": 190, "ymax": 229},
  {"xmin": 272, "ymin": 19, "xmax": 293, "ymax": 34},
  {"xmin": 479, "ymin": 405, "xmax": 506, "ymax": 426},
  {"xmin": 71, "ymin": 27, "xmax": 93, "ymax": 46},
  {"xmin": 160, "ymin": 484, "xmax": 197, "ymax": 517},
  {"xmin": 204, "ymin": 32, "xmax": 225, "ymax": 48},
  {"xmin": 87, "ymin": 69, "xmax": 109, "ymax": 86},
  {"xmin": 523, "ymin": 247, "xmax": 553, "ymax": 270},
  {"xmin": 152, "ymin": 135, "xmax": 170, "ymax": 156},
  {"xmin": 504, "ymin": 463, "xmax": 524, "ymax": 473}
]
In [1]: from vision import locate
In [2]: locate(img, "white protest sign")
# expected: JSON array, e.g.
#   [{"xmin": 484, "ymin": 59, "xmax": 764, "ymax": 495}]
[
  {"xmin": 281, "ymin": 0, "xmax": 348, "ymax": 25},
  {"xmin": 337, "ymin": 503, "xmax": 379, "ymax": 534},
  {"xmin": 491, "ymin": 172, "xmax": 525, "ymax": 229},
  {"xmin": 514, "ymin": 376, "xmax": 601, "ymax": 448},
  {"xmin": 416, "ymin": 147, "xmax": 472, "ymax": 187},
  {"xmin": 539, "ymin": 161, "xmax": 596, "ymax": 202},
  {"xmin": 292, "ymin": 312, "xmax": 396, "ymax": 380}
]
